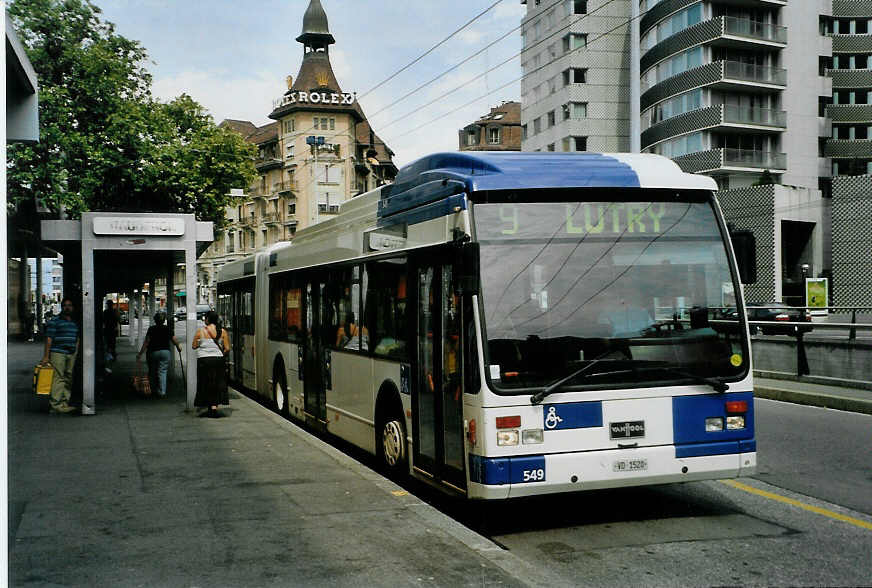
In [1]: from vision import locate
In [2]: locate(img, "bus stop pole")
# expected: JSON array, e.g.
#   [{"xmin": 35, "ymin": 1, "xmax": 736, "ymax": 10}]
[
  {"xmin": 796, "ymin": 330, "xmax": 809, "ymax": 377},
  {"xmin": 185, "ymin": 243, "xmax": 197, "ymax": 411}
]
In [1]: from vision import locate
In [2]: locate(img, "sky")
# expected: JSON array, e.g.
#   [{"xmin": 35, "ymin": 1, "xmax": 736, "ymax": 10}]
[{"xmin": 96, "ymin": 0, "xmax": 527, "ymax": 168}]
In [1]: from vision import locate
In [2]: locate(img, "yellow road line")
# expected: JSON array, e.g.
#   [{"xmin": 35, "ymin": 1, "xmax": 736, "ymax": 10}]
[{"xmin": 721, "ymin": 479, "xmax": 872, "ymax": 531}]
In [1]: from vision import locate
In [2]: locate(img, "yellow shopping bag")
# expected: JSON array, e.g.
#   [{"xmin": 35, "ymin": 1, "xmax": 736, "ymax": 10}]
[{"xmin": 33, "ymin": 365, "xmax": 54, "ymax": 395}]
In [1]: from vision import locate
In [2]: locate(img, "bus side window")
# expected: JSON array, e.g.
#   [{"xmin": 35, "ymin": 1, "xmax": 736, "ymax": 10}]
[
  {"xmin": 365, "ymin": 258, "xmax": 408, "ymax": 360},
  {"xmin": 286, "ymin": 277, "xmax": 303, "ymax": 342},
  {"xmin": 463, "ymin": 295, "xmax": 480, "ymax": 394},
  {"xmin": 269, "ymin": 275, "xmax": 285, "ymax": 341}
]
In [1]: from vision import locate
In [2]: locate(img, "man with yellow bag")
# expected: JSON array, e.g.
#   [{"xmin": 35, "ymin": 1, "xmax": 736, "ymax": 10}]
[{"xmin": 40, "ymin": 297, "xmax": 80, "ymax": 414}]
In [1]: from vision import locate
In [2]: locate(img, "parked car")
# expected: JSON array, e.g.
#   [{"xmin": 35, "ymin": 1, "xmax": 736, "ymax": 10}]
[
  {"xmin": 746, "ymin": 302, "xmax": 813, "ymax": 335},
  {"xmin": 174, "ymin": 304, "xmax": 212, "ymax": 322}
]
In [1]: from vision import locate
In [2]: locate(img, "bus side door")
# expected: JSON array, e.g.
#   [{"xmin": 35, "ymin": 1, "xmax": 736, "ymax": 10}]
[
  {"xmin": 302, "ymin": 278, "xmax": 328, "ymax": 427},
  {"xmin": 413, "ymin": 259, "xmax": 466, "ymax": 491}
]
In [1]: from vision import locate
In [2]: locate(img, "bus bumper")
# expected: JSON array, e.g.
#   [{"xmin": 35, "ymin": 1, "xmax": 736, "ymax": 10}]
[{"xmin": 467, "ymin": 443, "xmax": 757, "ymax": 500}]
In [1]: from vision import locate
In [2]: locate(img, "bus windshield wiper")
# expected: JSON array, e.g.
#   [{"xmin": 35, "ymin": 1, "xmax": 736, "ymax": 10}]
[
  {"xmin": 634, "ymin": 364, "xmax": 728, "ymax": 393},
  {"xmin": 530, "ymin": 361, "xmax": 727, "ymax": 405},
  {"xmin": 530, "ymin": 360, "xmax": 606, "ymax": 405}
]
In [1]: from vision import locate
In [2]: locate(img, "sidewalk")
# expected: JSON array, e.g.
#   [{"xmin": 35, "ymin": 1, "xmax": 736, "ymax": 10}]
[
  {"xmin": 7, "ymin": 337, "xmax": 546, "ymax": 587},
  {"xmin": 754, "ymin": 373, "xmax": 872, "ymax": 416}
]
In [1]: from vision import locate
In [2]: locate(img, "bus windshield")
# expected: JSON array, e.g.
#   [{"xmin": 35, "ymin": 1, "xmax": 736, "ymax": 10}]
[{"xmin": 473, "ymin": 196, "xmax": 747, "ymax": 392}]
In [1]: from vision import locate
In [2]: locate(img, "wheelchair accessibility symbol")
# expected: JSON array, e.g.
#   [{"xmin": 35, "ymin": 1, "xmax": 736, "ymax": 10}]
[{"xmin": 544, "ymin": 406, "xmax": 563, "ymax": 430}]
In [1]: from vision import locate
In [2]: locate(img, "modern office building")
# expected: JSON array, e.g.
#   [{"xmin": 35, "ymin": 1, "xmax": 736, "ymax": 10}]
[
  {"xmin": 520, "ymin": 0, "xmax": 632, "ymax": 153},
  {"xmin": 520, "ymin": 0, "xmax": 872, "ymax": 305},
  {"xmin": 459, "ymin": 101, "xmax": 523, "ymax": 151},
  {"xmin": 198, "ymin": 0, "xmax": 397, "ymax": 302}
]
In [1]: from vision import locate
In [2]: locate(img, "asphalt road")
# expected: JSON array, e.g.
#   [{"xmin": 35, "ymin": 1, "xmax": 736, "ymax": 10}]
[
  {"xmin": 409, "ymin": 399, "xmax": 872, "ymax": 586},
  {"xmin": 753, "ymin": 397, "xmax": 872, "ymax": 515}
]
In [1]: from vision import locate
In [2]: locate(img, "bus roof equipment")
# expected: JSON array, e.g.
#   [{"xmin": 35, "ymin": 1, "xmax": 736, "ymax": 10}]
[{"xmin": 377, "ymin": 151, "xmax": 717, "ymax": 221}]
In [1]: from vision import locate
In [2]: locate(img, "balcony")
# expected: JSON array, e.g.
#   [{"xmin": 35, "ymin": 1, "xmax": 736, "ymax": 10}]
[
  {"xmin": 240, "ymin": 216, "xmax": 259, "ymax": 228},
  {"xmin": 825, "ymin": 139, "xmax": 872, "ymax": 158},
  {"xmin": 673, "ymin": 148, "xmax": 786, "ymax": 174},
  {"xmin": 641, "ymin": 61, "xmax": 785, "ymax": 111},
  {"xmin": 641, "ymin": 17, "xmax": 786, "ymax": 72},
  {"xmin": 827, "ymin": 104, "xmax": 872, "ymax": 123},
  {"xmin": 273, "ymin": 181, "xmax": 297, "ymax": 194},
  {"xmin": 255, "ymin": 157, "xmax": 283, "ymax": 172},
  {"xmin": 722, "ymin": 105, "xmax": 787, "ymax": 128},
  {"xmin": 832, "ymin": 33, "xmax": 872, "ymax": 54},
  {"xmin": 828, "ymin": 68, "xmax": 872, "ymax": 88},
  {"xmin": 283, "ymin": 214, "xmax": 298, "ymax": 226},
  {"xmin": 642, "ymin": 105, "xmax": 786, "ymax": 150},
  {"xmin": 262, "ymin": 212, "xmax": 280, "ymax": 225}
]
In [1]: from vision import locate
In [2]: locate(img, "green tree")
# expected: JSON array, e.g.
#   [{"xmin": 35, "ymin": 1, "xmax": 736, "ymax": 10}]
[{"xmin": 7, "ymin": 0, "xmax": 255, "ymax": 227}]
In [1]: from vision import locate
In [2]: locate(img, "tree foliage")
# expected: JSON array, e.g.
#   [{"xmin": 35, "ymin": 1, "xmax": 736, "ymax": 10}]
[{"xmin": 7, "ymin": 0, "xmax": 256, "ymax": 228}]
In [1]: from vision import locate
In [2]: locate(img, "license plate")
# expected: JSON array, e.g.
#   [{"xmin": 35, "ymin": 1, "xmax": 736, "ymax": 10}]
[{"xmin": 613, "ymin": 458, "xmax": 648, "ymax": 472}]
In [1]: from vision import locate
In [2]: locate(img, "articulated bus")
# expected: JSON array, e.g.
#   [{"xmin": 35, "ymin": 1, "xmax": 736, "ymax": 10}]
[{"xmin": 217, "ymin": 151, "xmax": 757, "ymax": 499}]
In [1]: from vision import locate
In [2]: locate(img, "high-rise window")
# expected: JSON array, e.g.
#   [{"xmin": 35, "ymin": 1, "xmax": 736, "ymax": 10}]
[
  {"xmin": 563, "ymin": 102, "xmax": 588, "ymax": 120},
  {"xmin": 563, "ymin": 68, "xmax": 587, "ymax": 85},
  {"xmin": 565, "ymin": 0, "xmax": 587, "ymax": 15},
  {"xmin": 547, "ymin": 110, "xmax": 556, "ymax": 127},
  {"xmin": 533, "ymin": 117, "xmax": 542, "ymax": 134},
  {"xmin": 563, "ymin": 33, "xmax": 587, "ymax": 53}
]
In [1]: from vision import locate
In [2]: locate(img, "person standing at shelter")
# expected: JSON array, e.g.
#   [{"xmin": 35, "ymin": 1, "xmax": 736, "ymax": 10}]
[
  {"xmin": 40, "ymin": 297, "xmax": 79, "ymax": 414},
  {"xmin": 102, "ymin": 299, "xmax": 120, "ymax": 373},
  {"xmin": 136, "ymin": 312, "xmax": 182, "ymax": 397},
  {"xmin": 192, "ymin": 310, "xmax": 231, "ymax": 417}
]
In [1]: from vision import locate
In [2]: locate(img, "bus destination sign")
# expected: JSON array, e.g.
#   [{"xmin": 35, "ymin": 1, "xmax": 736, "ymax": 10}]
[{"xmin": 93, "ymin": 217, "xmax": 185, "ymax": 236}]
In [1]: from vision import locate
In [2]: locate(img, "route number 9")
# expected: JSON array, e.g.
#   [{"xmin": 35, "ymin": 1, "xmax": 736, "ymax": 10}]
[{"xmin": 522, "ymin": 468, "xmax": 545, "ymax": 482}]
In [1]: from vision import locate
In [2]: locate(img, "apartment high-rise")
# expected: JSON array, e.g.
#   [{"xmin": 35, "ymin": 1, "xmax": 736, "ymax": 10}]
[{"xmin": 520, "ymin": 0, "xmax": 872, "ymax": 305}]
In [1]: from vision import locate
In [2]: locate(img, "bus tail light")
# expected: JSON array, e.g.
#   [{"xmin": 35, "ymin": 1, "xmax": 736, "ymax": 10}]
[
  {"xmin": 724, "ymin": 400, "xmax": 747, "ymax": 429},
  {"xmin": 496, "ymin": 415, "xmax": 521, "ymax": 429},
  {"xmin": 497, "ymin": 430, "xmax": 519, "ymax": 446},
  {"xmin": 726, "ymin": 401, "xmax": 747, "ymax": 413}
]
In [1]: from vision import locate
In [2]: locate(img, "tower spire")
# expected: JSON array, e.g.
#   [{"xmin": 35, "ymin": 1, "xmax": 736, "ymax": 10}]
[{"xmin": 296, "ymin": 0, "xmax": 335, "ymax": 50}]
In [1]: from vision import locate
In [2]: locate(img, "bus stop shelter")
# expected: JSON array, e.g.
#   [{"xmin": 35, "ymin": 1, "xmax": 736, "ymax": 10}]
[{"xmin": 41, "ymin": 212, "xmax": 213, "ymax": 414}]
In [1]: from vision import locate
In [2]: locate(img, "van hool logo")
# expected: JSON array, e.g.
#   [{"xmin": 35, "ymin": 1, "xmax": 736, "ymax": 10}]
[{"xmin": 610, "ymin": 421, "xmax": 645, "ymax": 439}]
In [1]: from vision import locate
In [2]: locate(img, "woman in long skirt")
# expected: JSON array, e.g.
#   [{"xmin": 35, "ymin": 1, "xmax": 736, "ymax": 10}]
[{"xmin": 192, "ymin": 310, "xmax": 231, "ymax": 417}]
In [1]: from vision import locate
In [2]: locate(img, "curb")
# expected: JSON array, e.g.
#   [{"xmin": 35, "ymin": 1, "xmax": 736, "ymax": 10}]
[
  {"xmin": 239, "ymin": 390, "xmax": 566, "ymax": 587},
  {"xmin": 754, "ymin": 386, "xmax": 872, "ymax": 416}
]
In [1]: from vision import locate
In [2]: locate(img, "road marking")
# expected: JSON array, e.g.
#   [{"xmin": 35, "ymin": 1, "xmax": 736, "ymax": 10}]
[{"xmin": 721, "ymin": 479, "xmax": 872, "ymax": 531}]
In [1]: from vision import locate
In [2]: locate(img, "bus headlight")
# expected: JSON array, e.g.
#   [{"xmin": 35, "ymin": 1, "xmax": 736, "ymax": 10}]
[
  {"xmin": 705, "ymin": 417, "xmax": 724, "ymax": 432},
  {"xmin": 726, "ymin": 415, "xmax": 745, "ymax": 430},
  {"xmin": 497, "ymin": 430, "xmax": 520, "ymax": 446},
  {"xmin": 522, "ymin": 429, "xmax": 544, "ymax": 444}
]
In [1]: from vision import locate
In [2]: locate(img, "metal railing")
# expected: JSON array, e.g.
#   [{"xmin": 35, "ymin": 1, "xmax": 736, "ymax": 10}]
[
  {"xmin": 722, "ymin": 105, "xmax": 787, "ymax": 127},
  {"xmin": 721, "ymin": 148, "xmax": 786, "ymax": 169},
  {"xmin": 723, "ymin": 16, "xmax": 788, "ymax": 44},
  {"xmin": 723, "ymin": 60, "xmax": 787, "ymax": 86}
]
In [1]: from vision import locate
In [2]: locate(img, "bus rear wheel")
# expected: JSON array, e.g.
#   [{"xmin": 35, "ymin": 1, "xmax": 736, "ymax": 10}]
[
  {"xmin": 378, "ymin": 410, "xmax": 407, "ymax": 474},
  {"xmin": 273, "ymin": 369, "xmax": 289, "ymax": 417}
]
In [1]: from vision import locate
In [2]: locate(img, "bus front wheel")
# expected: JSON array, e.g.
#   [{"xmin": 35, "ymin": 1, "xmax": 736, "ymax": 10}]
[{"xmin": 378, "ymin": 409, "xmax": 407, "ymax": 474}]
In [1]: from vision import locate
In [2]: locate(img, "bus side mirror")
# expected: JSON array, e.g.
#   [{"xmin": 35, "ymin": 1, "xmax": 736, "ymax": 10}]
[
  {"xmin": 456, "ymin": 241, "xmax": 480, "ymax": 296},
  {"xmin": 730, "ymin": 229, "xmax": 757, "ymax": 284}
]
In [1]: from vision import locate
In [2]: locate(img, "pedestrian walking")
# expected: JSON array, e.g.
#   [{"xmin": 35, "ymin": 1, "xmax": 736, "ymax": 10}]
[
  {"xmin": 40, "ymin": 297, "xmax": 79, "ymax": 414},
  {"xmin": 192, "ymin": 310, "xmax": 230, "ymax": 417},
  {"xmin": 136, "ymin": 312, "xmax": 182, "ymax": 397},
  {"xmin": 102, "ymin": 299, "xmax": 120, "ymax": 373}
]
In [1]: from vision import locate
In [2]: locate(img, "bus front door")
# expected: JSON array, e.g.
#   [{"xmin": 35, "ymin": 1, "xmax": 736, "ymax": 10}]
[
  {"xmin": 414, "ymin": 262, "xmax": 466, "ymax": 491},
  {"xmin": 303, "ymin": 280, "xmax": 328, "ymax": 428}
]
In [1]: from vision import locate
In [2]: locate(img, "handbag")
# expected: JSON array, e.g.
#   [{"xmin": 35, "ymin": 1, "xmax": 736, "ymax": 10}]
[
  {"xmin": 132, "ymin": 360, "xmax": 151, "ymax": 396},
  {"xmin": 33, "ymin": 364, "xmax": 54, "ymax": 395}
]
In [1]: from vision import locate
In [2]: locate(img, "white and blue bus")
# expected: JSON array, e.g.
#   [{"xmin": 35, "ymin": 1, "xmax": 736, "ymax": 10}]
[{"xmin": 217, "ymin": 151, "xmax": 757, "ymax": 499}]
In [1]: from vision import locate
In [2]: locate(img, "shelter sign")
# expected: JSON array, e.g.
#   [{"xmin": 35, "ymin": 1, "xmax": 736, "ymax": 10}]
[
  {"xmin": 805, "ymin": 277, "xmax": 828, "ymax": 315},
  {"xmin": 93, "ymin": 217, "xmax": 185, "ymax": 236}
]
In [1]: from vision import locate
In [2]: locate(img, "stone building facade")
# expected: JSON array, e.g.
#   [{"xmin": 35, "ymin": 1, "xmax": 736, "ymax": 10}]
[{"xmin": 197, "ymin": 0, "xmax": 397, "ymax": 304}]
